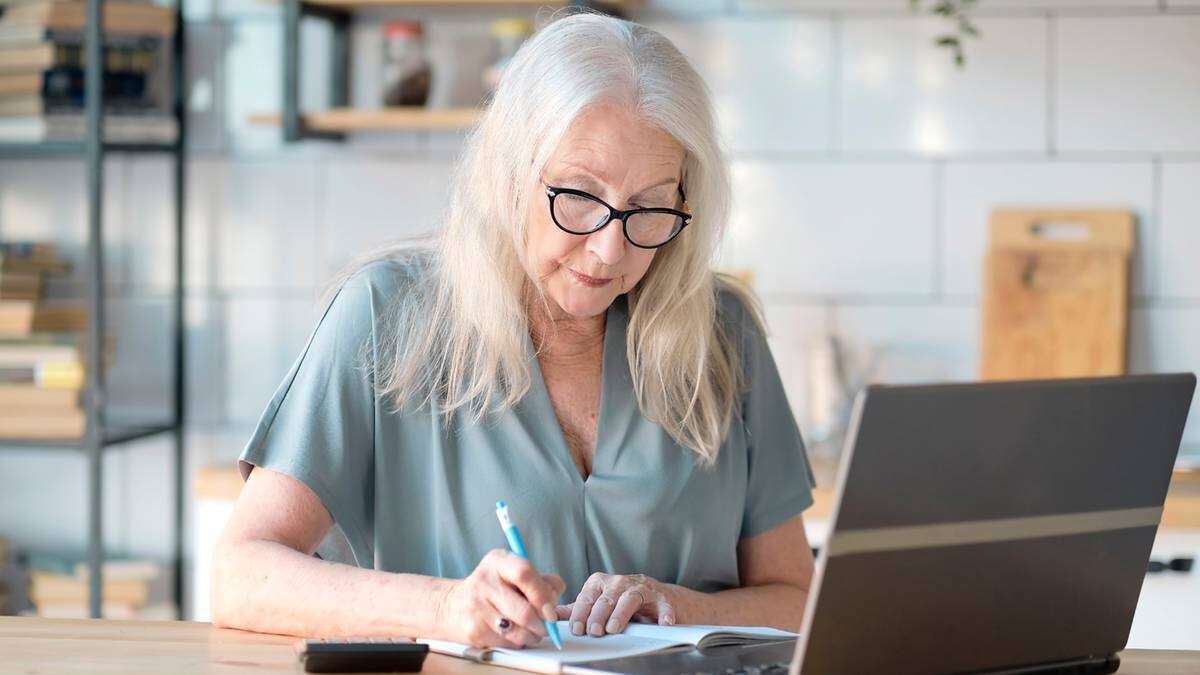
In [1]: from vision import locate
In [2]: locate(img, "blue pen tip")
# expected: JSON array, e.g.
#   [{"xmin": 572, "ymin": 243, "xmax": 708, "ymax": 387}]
[{"xmin": 496, "ymin": 500, "xmax": 506, "ymax": 509}]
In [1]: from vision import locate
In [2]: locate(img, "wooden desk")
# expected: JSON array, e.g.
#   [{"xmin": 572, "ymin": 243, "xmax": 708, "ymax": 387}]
[{"xmin": 2, "ymin": 617, "xmax": 1198, "ymax": 674}]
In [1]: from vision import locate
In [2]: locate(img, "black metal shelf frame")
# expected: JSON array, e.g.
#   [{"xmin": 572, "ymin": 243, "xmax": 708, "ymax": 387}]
[
  {"xmin": 0, "ymin": 142, "xmax": 180, "ymax": 158},
  {"xmin": 284, "ymin": 0, "xmax": 350, "ymax": 142},
  {"xmin": 0, "ymin": 0, "xmax": 188, "ymax": 620}
]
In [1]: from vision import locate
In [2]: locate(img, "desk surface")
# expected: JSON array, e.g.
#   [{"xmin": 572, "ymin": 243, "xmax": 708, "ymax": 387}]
[{"xmin": 2, "ymin": 617, "xmax": 1198, "ymax": 674}]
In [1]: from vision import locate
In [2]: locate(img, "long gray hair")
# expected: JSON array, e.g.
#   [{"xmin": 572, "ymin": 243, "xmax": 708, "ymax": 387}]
[{"xmin": 328, "ymin": 11, "xmax": 763, "ymax": 464}]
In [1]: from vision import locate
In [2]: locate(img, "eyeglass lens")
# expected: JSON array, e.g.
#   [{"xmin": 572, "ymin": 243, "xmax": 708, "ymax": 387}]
[{"xmin": 553, "ymin": 192, "xmax": 683, "ymax": 247}]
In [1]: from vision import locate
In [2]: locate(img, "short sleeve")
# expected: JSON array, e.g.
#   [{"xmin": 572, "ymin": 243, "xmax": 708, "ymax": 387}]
[
  {"xmin": 237, "ymin": 264, "xmax": 391, "ymax": 568},
  {"xmin": 728, "ymin": 291, "xmax": 817, "ymax": 540}
]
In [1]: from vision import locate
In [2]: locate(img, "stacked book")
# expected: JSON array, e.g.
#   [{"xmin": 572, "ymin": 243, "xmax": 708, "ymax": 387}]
[
  {"xmin": 25, "ymin": 554, "xmax": 171, "ymax": 619},
  {"xmin": 0, "ymin": 240, "xmax": 91, "ymax": 440},
  {"xmin": 0, "ymin": 0, "xmax": 177, "ymax": 143}
]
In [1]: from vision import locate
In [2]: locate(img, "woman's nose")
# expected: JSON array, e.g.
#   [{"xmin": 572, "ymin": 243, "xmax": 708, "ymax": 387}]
[{"xmin": 585, "ymin": 216, "xmax": 627, "ymax": 267}]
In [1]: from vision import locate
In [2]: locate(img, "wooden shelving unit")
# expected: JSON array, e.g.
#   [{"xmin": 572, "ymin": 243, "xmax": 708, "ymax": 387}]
[
  {"xmin": 268, "ymin": 0, "xmax": 633, "ymax": 142},
  {"xmin": 248, "ymin": 106, "xmax": 480, "ymax": 133}
]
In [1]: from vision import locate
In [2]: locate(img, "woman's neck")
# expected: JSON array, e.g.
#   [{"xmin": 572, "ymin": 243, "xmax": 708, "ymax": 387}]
[{"xmin": 526, "ymin": 296, "xmax": 606, "ymax": 367}]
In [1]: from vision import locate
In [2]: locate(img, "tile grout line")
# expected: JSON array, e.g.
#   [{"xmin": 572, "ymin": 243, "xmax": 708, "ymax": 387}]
[
  {"xmin": 314, "ymin": 158, "xmax": 330, "ymax": 286},
  {"xmin": 681, "ymin": 6, "xmax": 1182, "ymax": 20},
  {"xmin": 931, "ymin": 160, "xmax": 945, "ymax": 301},
  {"xmin": 1151, "ymin": 155, "xmax": 1163, "ymax": 299},
  {"xmin": 1045, "ymin": 11, "xmax": 1057, "ymax": 158},
  {"xmin": 756, "ymin": 293, "xmax": 1200, "ymax": 310},
  {"xmin": 211, "ymin": 159, "xmax": 232, "ymax": 427},
  {"xmin": 829, "ymin": 11, "xmax": 843, "ymax": 155}
]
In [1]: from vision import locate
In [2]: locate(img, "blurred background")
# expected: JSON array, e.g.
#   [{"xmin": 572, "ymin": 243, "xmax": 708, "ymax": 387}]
[{"xmin": 0, "ymin": 0, "xmax": 1197, "ymax": 648}]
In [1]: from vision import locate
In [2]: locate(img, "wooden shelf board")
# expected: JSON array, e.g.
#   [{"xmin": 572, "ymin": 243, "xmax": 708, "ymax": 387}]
[{"xmin": 248, "ymin": 107, "xmax": 480, "ymax": 132}]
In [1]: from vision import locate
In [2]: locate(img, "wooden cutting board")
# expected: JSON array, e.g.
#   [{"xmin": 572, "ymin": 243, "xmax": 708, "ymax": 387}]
[{"xmin": 980, "ymin": 208, "xmax": 1134, "ymax": 381}]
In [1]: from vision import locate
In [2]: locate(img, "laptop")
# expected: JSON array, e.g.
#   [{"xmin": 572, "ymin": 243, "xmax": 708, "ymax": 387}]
[{"xmin": 567, "ymin": 373, "xmax": 1196, "ymax": 675}]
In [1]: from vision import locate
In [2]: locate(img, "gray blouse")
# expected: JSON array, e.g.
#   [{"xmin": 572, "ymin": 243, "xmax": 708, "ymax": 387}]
[{"xmin": 238, "ymin": 256, "xmax": 815, "ymax": 600}]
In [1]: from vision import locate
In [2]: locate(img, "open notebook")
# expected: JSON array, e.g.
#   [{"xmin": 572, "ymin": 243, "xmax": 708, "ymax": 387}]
[{"xmin": 419, "ymin": 621, "xmax": 797, "ymax": 674}]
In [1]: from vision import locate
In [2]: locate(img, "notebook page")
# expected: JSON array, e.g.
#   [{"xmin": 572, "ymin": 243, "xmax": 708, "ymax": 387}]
[
  {"xmin": 490, "ymin": 624, "xmax": 691, "ymax": 673},
  {"xmin": 619, "ymin": 622, "xmax": 797, "ymax": 648},
  {"xmin": 419, "ymin": 622, "xmax": 797, "ymax": 673},
  {"xmin": 421, "ymin": 622, "xmax": 690, "ymax": 673}
]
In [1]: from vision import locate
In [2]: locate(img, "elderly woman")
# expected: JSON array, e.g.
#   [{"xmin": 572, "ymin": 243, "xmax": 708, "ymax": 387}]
[{"xmin": 211, "ymin": 12, "xmax": 816, "ymax": 649}]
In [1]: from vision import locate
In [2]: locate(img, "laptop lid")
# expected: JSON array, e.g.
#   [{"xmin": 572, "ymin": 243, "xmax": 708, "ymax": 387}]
[{"xmin": 793, "ymin": 373, "xmax": 1196, "ymax": 675}]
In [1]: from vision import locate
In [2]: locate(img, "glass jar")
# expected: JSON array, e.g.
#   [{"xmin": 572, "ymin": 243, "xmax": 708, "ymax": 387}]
[
  {"xmin": 381, "ymin": 20, "xmax": 431, "ymax": 107},
  {"xmin": 481, "ymin": 18, "xmax": 531, "ymax": 103}
]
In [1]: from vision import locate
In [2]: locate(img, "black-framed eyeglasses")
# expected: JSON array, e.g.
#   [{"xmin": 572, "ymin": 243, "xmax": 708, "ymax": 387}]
[{"xmin": 543, "ymin": 181, "xmax": 692, "ymax": 249}]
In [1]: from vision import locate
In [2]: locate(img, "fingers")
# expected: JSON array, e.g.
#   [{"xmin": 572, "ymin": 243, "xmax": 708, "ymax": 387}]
[
  {"xmin": 585, "ymin": 585, "xmax": 624, "ymax": 636},
  {"xmin": 569, "ymin": 574, "xmax": 605, "ymax": 636},
  {"xmin": 462, "ymin": 597, "xmax": 539, "ymax": 650},
  {"xmin": 604, "ymin": 588, "xmax": 645, "ymax": 634},
  {"xmin": 491, "ymin": 582, "xmax": 548, "ymax": 640},
  {"xmin": 653, "ymin": 596, "xmax": 677, "ymax": 626},
  {"xmin": 544, "ymin": 573, "xmax": 566, "ymax": 598},
  {"xmin": 494, "ymin": 622, "xmax": 540, "ymax": 650},
  {"xmin": 489, "ymin": 550, "xmax": 560, "ymax": 622},
  {"xmin": 555, "ymin": 604, "xmax": 573, "ymax": 620}
]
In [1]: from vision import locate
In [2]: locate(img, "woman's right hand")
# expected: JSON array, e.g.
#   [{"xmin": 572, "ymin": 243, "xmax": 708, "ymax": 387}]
[{"xmin": 435, "ymin": 548, "xmax": 565, "ymax": 649}]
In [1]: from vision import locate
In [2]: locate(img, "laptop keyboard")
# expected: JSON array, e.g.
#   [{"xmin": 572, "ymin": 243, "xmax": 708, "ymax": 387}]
[{"xmin": 683, "ymin": 661, "xmax": 791, "ymax": 675}]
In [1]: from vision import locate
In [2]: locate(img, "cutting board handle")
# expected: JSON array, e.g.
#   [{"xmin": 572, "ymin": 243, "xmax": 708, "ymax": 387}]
[{"xmin": 989, "ymin": 209, "xmax": 1135, "ymax": 253}]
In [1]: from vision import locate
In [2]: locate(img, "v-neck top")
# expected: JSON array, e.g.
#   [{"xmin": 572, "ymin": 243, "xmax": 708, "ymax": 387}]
[{"xmin": 238, "ymin": 255, "xmax": 816, "ymax": 599}]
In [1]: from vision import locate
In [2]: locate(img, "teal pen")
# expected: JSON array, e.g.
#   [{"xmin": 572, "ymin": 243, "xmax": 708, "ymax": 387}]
[{"xmin": 495, "ymin": 500, "xmax": 564, "ymax": 650}]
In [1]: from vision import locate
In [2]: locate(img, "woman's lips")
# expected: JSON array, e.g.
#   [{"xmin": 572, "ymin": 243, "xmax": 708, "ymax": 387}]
[{"xmin": 568, "ymin": 268, "xmax": 613, "ymax": 287}]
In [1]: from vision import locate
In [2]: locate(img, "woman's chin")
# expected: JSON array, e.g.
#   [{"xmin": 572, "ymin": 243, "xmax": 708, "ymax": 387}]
[{"xmin": 550, "ymin": 288, "xmax": 615, "ymax": 319}]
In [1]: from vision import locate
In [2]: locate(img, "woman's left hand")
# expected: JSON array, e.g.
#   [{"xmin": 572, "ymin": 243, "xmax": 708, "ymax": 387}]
[{"xmin": 556, "ymin": 573, "xmax": 677, "ymax": 637}]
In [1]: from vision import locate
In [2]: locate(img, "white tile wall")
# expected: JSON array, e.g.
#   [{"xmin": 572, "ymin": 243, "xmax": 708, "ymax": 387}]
[
  {"xmin": 0, "ymin": 448, "xmax": 171, "ymax": 557},
  {"xmin": 184, "ymin": 159, "xmax": 223, "ymax": 290},
  {"xmin": 1057, "ymin": 16, "xmax": 1200, "ymax": 153},
  {"xmin": 214, "ymin": 0, "xmax": 279, "ymax": 19},
  {"xmin": 739, "ymin": 0, "xmax": 1160, "ymax": 11},
  {"xmin": 1160, "ymin": 163, "xmax": 1200, "ymax": 299},
  {"xmin": 185, "ymin": 294, "xmax": 227, "ymax": 424},
  {"xmin": 104, "ymin": 295, "xmax": 175, "ymax": 421},
  {"xmin": 760, "ymin": 301, "xmax": 830, "ymax": 423},
  {"xmin": 940, "ymin": 161, "xmax": 1156, "ymax": 297},
  {"xmin": 831, "ymin": 302, "xmax": 979, "ymax": 383},
  {"xmin": 122, "ymin": 158, "xmax": 177, "ymax": 291},
  {"xmin": 651, "ymin": 17, "xmax": 834, "ymax": 154},
  {"xmin": 223, "ymin": 296, "xmax": 321, "ymax": 423},
  {"xmin": 738, "ymin": 0, "xmax": 909, "ymax": 10},
  {"xmin": 840, "ymin": 16, "xmax": 1047, "ymax": 154},
  {"xmin": 1129, "ymin": 308, "xmax": 1200, "ymax": 447},
  {"xmin": 213, "ymin": 160, "xmax": 323, "ymax": 290},
  {"xmin": 182, "ymin": 0, "xmax": 215, "ymax": 23},
  {"xmin": 727, "ymin": 160, "xmax": 937, "ymax": 295},
  {"xmin": 320, "ymin": 158, "xmax": 453, "ymax": 275}
]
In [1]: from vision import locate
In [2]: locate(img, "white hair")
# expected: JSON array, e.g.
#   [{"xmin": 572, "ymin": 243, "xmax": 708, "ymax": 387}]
[{"xmin": 329, "ymin": 10, "xmax": 763, "ymax": 464}]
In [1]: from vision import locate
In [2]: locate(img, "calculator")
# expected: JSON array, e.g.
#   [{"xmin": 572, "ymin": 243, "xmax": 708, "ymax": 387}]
[{"xmin": 294, "ymin": 637, "xmax": 429, "ymax": 672}]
